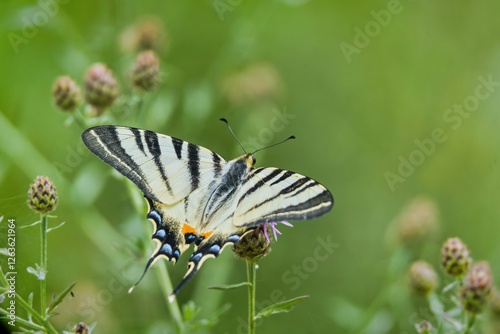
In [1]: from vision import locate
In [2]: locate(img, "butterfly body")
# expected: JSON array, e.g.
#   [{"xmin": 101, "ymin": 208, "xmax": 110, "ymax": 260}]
[{"xmin": 82, "ymin": 125, "xmax": 333, "ymax": 297}]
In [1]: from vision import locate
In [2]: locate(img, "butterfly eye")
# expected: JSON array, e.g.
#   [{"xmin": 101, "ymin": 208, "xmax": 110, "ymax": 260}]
[{"xmin": 252, "ymin": 156, "xmax": 256, "ymax": 165}]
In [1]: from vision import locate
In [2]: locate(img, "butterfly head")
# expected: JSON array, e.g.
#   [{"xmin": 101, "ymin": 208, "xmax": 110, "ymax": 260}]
[{"xmin": 244, "ymin": 154, "xmax": 256, "ymax": 167}]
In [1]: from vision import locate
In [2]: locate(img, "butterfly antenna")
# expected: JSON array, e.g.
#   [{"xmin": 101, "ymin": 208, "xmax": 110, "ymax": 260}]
[
  {"xmin": 251, "ymin": 135, "xmax": 296, "ymax": 155},
  {"xmin": 220, "ymin": 118, "xmax": 247, "ymax": 154},
  {"xmin": 128, "ymin": 256, "xmax": 156, "ymax": 294}
]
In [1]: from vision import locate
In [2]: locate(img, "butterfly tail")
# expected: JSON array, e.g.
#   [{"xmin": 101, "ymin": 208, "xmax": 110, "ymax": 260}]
[
  {"xmin": 168, "ymin": 259, "xmax": 201, "ymax": 302},
  {"xmin": 128, "ymin": 256, "xmax": 156, "ymax": 293}
]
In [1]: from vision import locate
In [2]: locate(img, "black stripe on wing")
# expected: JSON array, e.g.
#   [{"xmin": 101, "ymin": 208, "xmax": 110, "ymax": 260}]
[
  {"xmin": 187, "ymin": 143, "xmax": 200, "ymax": 190},
  {"xmin": 145, "ymin": 130, "xmax": 174, "ymax": 195},
  {"xmin": 237, "ymin": 168, "xmax": 285, "ymax": 206},
  {"xmin": 172, "ymin": 137, "xmax": 184, "ymax": 159},
  {"xmin": 82, "ymin": 126, "xmax": 158, "ymax": 199},
  {"xmin": 241, "ymin": 188, "xmax": 333, "ymax": 227}
]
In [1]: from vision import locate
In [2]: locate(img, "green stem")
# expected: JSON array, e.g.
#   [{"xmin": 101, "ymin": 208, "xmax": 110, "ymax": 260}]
[
  {"xmin": 464, "ymin": 313, "xmax": 476, "ymax": 334},
  {"xmin": 154, "ymin": 261, "xmax": 185, "ymax": 333},
  {"xmin": 72, "ymin": 106, "xmax": 89, "ymax": 129},
  {"xmin": 40, "ymin": 214, "xmax": 48, "ymax": 318},
  {"xmin": 247, "ymin": 260, "xmax": 256, "ymax": 334}
]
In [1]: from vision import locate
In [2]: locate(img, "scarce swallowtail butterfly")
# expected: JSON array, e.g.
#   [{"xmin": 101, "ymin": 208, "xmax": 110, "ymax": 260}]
[{"xmin": 81, "ymin": 124, "xmax": 333, "ymax": 300}]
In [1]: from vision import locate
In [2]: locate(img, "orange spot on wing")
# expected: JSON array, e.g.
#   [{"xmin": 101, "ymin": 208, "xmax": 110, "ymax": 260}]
[
  {"xmin": 182, "ymin": 224, "xmax": 197, "ymax": 235},
  {"xmin": 201, "ymin": 231, "xmax": 213, "ymax": 239}
]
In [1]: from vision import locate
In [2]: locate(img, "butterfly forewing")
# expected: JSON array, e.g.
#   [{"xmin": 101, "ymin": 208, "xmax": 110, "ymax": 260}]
[{"xmin": 82, "ymin": 126, "xmax": 226, "ymax": 205}]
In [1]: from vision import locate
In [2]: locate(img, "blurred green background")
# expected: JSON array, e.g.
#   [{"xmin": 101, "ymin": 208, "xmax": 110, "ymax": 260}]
[{"xmin": 1, "ymin": 0, "xmax": 500, "ymax": 333}]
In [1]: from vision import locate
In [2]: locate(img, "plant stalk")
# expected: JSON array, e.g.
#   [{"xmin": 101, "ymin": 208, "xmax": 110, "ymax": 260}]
[
  {"xmin": 247, "ymin": 260, "xmax": 257, "ymax": 334},
  {"xmin": 40, "ymin": 214, "xmax": 48, "ymax": 318}
]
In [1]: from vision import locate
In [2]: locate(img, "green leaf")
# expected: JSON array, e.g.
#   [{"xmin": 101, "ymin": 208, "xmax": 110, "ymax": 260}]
[
  {"xmin": 208, "ymin": 282, "xmax": 251, "ymax": 290},
  {"xmin": 46, "ymin": 221, "xmax": 65, "ymax": 233},
  {"xmin": 27, "ymin": 264, "xmax": 46, "ymax": 280},
  {"xmin": 182, "ymin": 300, "xmax": 200, "ymax": 322},
  {"xmin": 47, "ymin": 281, "xmax": 76, "ymax": 314},
  {"xmin": 255, "ymin": 295, "xmax": 309, "ymax": 320}
]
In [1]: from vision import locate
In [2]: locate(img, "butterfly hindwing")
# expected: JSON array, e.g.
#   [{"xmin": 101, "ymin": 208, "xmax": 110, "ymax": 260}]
[{"xmin": 233, "ymin": 167, "xmax": 333, "ymax": 227}]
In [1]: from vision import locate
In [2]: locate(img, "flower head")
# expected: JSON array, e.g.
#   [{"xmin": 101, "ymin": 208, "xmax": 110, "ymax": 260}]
[
  {"xmin": 416, "ymin": 321, "xmax": 433, "ymax": 334},
  {"xmin": 74, "ymin": 322, "xmax": 89, "ymax": 334},
  {"xmin": 441, "ymin": 237, "xmax": 472, "ymax": 277},
  {"xmin": 408, "ymin": 261, "xmax": 439, "ymax": 295},
  {"xmin": 220, "ymin": 62, "xmax": 283, "ymax": 106},
  {"xmin": 233, "ymin": 225, "xmax": 271, "ymax": 262},
  {"xmin": 28, "ymin": 176, "xmax": 58, "ymax": 214},
  {"xmin": 84, "ymin": 63, "xmax": 119, "ymax": 115},
  {"xmin": 52, "ymin": 76, "xmax": 81, "ymax": 112},
  {"xmin": 490, "ymin": 288, "xmax": 500, "ymax": 317},
  {"xmin": 394, "ymin": 196, "xmax": 439, "ymax": 246},
  {"xmin": 119, "ymin": 16, "xmax": 166, "ymax": 53},
  {"xmin": 460, "ymin": 261, "xmax": 493, "ymax": 314},
  {"xmin": 263, "ymin": 221, "xmax": 293, "ymax": 243},
  {"xmin": 131, "ymin": 50, "xmax": 161, "ymax": 91}
]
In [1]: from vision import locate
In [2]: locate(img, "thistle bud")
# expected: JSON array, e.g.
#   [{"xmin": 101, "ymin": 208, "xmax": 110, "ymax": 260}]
[
  {"xmin": 84, "ymin": 63, "xmax": 119, "ymax": 115},
  {"xmin": 409, "ymin": 261, "xmax": 438, "ymax": 295},
  {"xmin": 395, "ymin": 196, "xmax": 439, "ymax": 246},
  {"xmin": 221, "ymin": 62, "xmax": 283, "ymax": 106},
  {"xmin": 233, "ymin": 225, "xmax": 271, "ymax": 262},
  {"xmin": 119, "ymin": 16, "xmax": 166, "ymax": 52},
  {"xmin": 441, "ymin": 237, "xmax": 471, "ymax": 277},
  {"xmin": 131, "ymin": 50, "xmax": 161, "ymax": 91},
  {"xmin": 490, "ymin": 288, "xmax": 500, "ymax": 317},
  {"xmin": 28, "ymin": 176, "xmax": 58, "ymax": 214},
  {"xmin": 460, "ymin": 261, "xmax": 493, "ymax": 313},
  {"xmin": 52, "ymin": 76, "xmax": 81, "ymax": 112},
  {"xmin": 74, "ymin": 322, "xmax": 89, "ymax": 334},
  {"xmin": 416, "ymin": 320, "xmax": 433, "ymax": 334}
]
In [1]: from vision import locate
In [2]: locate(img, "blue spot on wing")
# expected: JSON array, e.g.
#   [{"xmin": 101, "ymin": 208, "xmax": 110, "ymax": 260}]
[
  {"xmin": 227, "ymin": 235, "xmax": 240, "ymax": 243},
  {"xmin": 154, "ymin": 229, "xmax": 166, "ymax": 240},
  {"xmin": 160, "ymin": 243, "xmax": 173, "ymax": 256},
  {"xmin": 209, "ymin": 244, "xmax": 221, "ymax": 255}
]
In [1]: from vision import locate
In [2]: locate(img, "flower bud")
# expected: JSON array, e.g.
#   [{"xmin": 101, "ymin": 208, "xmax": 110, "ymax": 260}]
[
  {"xmin": 119, "ymin": 16, "xmax": 166, "ymax": 52},
  {"xmin": 52, "ymin": 76, "xmax": 81, "ymax": 112},
  {"xmin": 84, "ymin": 63, "xmax": 119, "ymax": 114},
  {"xmin": 395, "ymin": 196, "xmax": 439, "ymax": 246},
  {"xmin": 74, "ymin": 322, "xmax": 89, "ymax": 334},
  {"xmin": 490, "ymin": 288, "xmax": 500, "ymax": 317},
  {"xmin": 409, "ymin": 261, "xmax": 438, "ymax": 295},
  {"xmin": 28, "ymin": 176, "xmax": 58, "ymax": 214},
  {"xmin": 221, "ymin": 62, "xmax": 283, "ymax": 106},
  {"xmin": 416, "ymin": 320, "xmax": 433, "ymax": 334},
  {"xmin": 131, "ymin": 50, "xmax": 161, "ymax": 91},
  {"xmin": 460, "ymin": 261, "xmax": 493, "ymax": 313},
  {"xmin": 233, "ymin": 225, "xmax": 271, "ymax": 262},
  {"xmin": 441, "ymin": 237, "xmax": 471, "ymax": 277}
]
